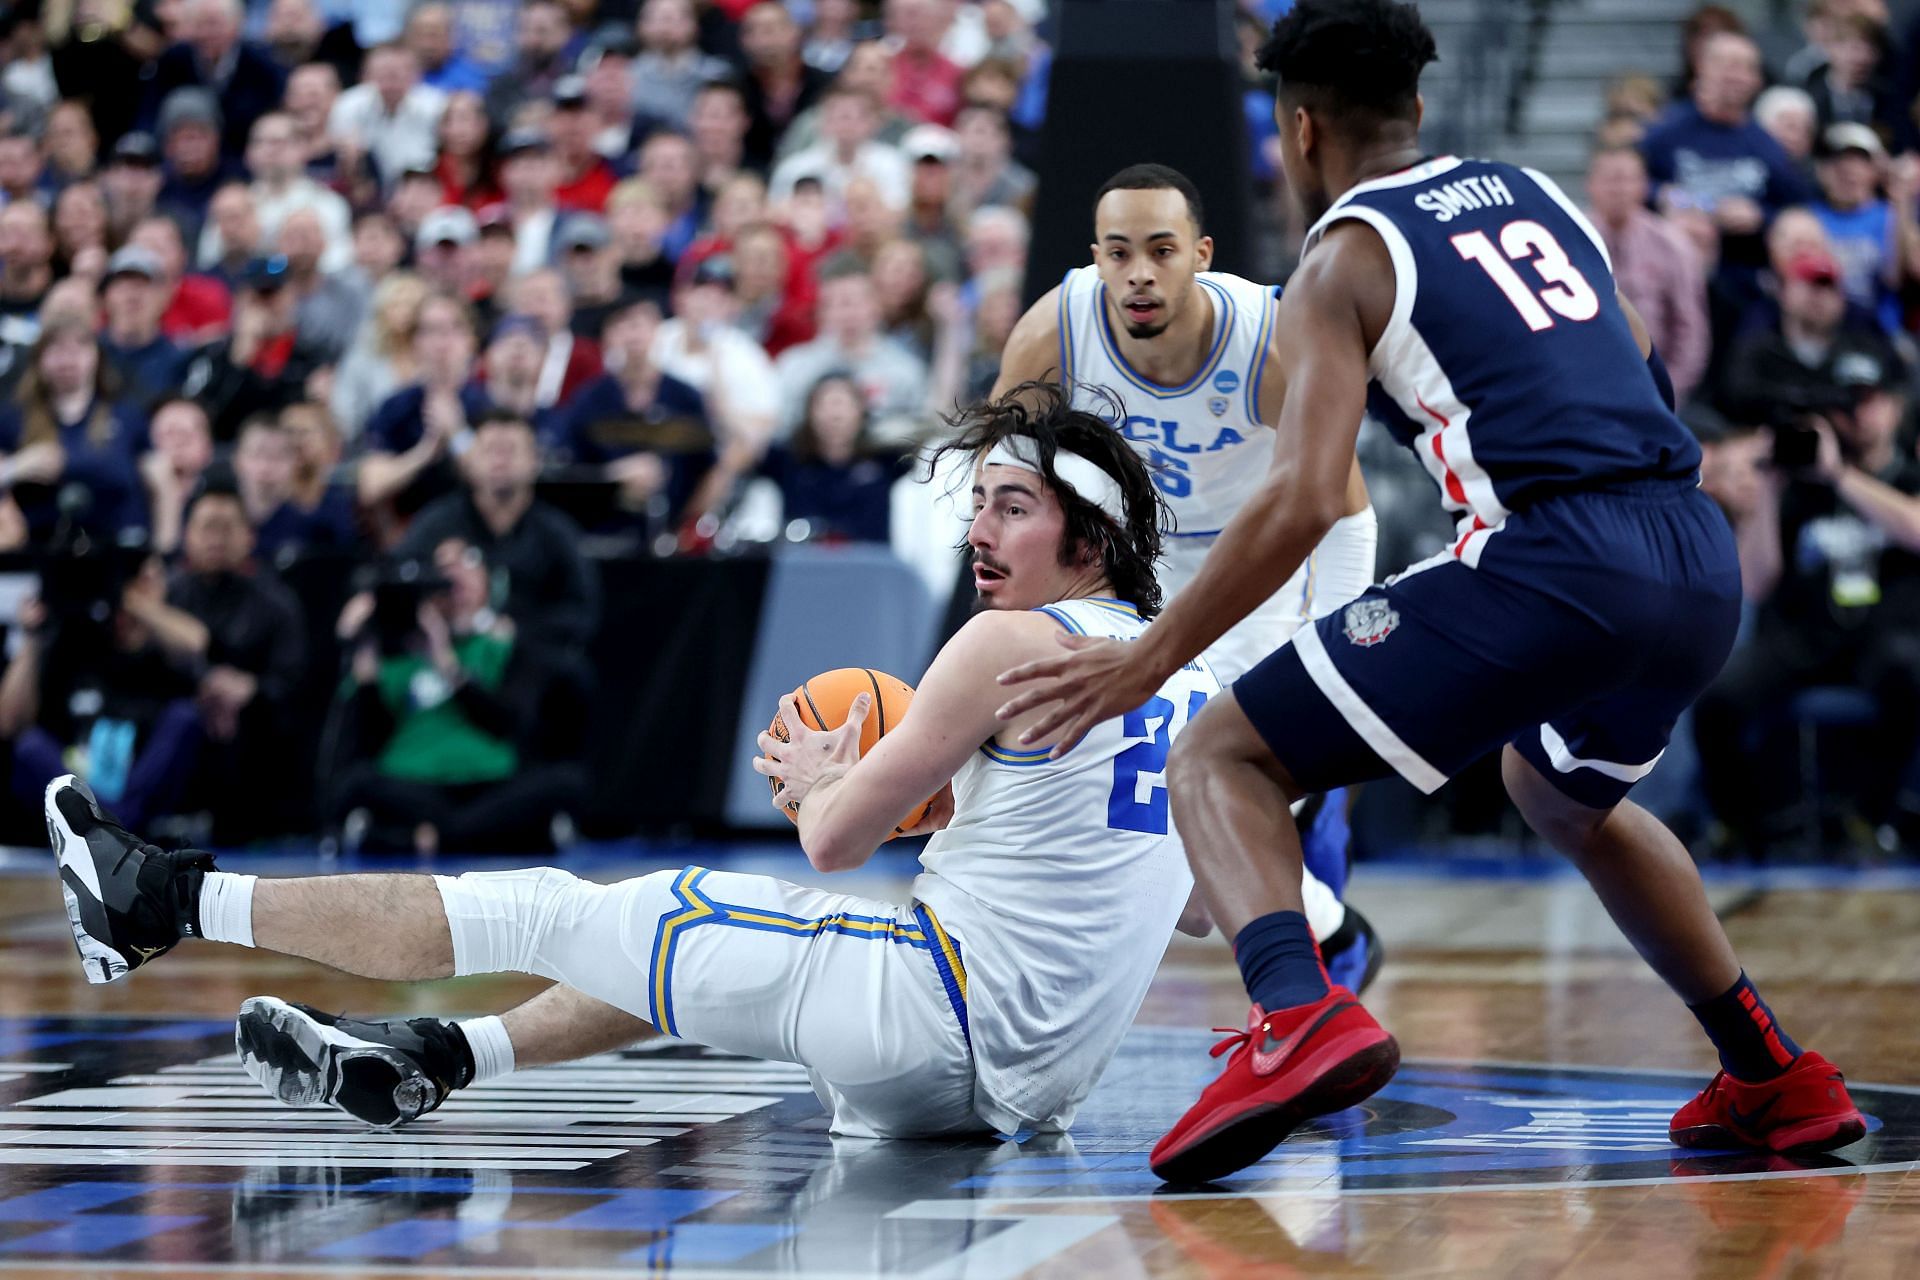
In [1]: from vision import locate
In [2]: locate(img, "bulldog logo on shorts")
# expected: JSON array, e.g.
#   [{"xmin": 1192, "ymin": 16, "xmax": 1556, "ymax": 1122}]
[{"xmin": 1343, "ymin": 598, "xmax": 1400, "ymax": 647}]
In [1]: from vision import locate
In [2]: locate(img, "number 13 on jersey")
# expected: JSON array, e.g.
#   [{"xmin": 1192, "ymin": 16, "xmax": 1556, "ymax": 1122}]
[
  {"xmin": 1109, "ymin": 690, "xmax": 1210, "ymax": 834},
  {"xmin": 1452, "ymin": 219, "xmax": 1600, "ymax": 332}
]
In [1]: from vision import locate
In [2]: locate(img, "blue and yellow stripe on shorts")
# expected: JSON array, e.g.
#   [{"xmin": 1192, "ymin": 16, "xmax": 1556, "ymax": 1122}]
[{"xmin": 649, "ymin": 867, "xmax": 969, "ymax": 1046}]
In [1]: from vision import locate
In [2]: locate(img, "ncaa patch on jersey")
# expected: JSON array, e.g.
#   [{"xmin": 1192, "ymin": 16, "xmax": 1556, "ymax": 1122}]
[
  {"xmin": 1207, "ymin": 396, "xmax": 1230, "ymax": 417},
  {"xmin": 1212, "ymin": 369, "xmax": 1241, "ymax": 394},
  {"xmin": 1344, "ymin": 599, "xmax": 1400, "ymax": 647}
]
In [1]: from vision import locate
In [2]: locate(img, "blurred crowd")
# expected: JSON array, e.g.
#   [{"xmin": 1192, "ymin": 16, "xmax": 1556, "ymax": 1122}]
[
  {"xmin": 1584, "ymin": 1, "xmax": 1920, "ymax": 857},
  {"xmin": 0, "ymin": 0, "xmax": 1048, "ymax": 851}
]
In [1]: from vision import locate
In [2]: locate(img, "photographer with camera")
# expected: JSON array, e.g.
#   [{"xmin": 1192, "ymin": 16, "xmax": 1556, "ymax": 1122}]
[
  {"xmin": 323, "ymin": 538, "xmax": 585, "ymax": 855},
  {"xmin": 1698, "ymin": 254, "xmax": 1920, "ymax": 853}
]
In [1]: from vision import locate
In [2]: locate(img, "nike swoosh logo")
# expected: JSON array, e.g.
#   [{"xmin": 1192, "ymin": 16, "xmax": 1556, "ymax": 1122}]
[
  {"xmin": 1727, "ymin": 1094, "xmax": 1779, "ymax": 1131},
  {"xmin": 1250, "ymin": 999, "xmax": 1356, "ymax": 1077}
]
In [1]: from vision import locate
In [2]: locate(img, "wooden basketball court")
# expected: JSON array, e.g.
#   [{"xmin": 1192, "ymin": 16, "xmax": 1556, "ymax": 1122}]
[{"xmin": 0, "ymin": 848, "xmax": 1914, "ymax": 1278}]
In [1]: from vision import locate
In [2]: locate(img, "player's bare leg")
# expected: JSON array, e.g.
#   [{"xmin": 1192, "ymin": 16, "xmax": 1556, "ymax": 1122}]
[
  {"xmin": 1150, "ymin": 696, "xmax": 1398, "ymax": 1184},
  {"xmin": 251, "ymin": 876, "xmax": 456, "ymax": 980},
  {"xmin": 500, "ymin": 983, "xmax": 652, "ymax": 1066},
  {"xmin": 1500, "ymin": 747, "xmax": 1738, "ymax": 1001}
]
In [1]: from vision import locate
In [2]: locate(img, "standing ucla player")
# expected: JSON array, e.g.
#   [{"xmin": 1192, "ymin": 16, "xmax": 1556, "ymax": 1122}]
[
  {"xmin": 991, "ymin": 164, "xmax": 1381, "ymax": 990},
  {"xmin": 998, "ymin": 0, "xmax": 1865, "ymax": 1184}
]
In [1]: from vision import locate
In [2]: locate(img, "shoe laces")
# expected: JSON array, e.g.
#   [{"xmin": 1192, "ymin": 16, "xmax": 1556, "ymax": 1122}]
[{"xmin": 1208, "ymin": 1026, "xmax": 1252, "ymax": 1060}]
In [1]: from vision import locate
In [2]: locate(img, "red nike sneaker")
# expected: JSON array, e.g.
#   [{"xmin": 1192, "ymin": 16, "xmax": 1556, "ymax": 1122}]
[
  {"xmin": 1669, "ymin": 1051, "xmax": 1866, "ymax": 1155},
  {"xmin": 1150, "ymin": 987, "xmax": 1400, "ymax": 1185}
]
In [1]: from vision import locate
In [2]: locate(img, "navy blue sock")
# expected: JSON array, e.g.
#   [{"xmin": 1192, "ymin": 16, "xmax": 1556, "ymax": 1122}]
[
  {"xmin": 1687, "ymin": 972, "xmax": 1802, "ymax": 1082},
  {"xmin": 1233, "ymin": 911, "xmax": 1330, "ymax": 1012}
]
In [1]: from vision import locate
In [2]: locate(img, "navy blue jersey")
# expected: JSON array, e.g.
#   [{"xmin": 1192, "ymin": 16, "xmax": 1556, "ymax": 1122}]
[{"xmin": 1306, "ymin": 156, "xmax": 1702, "ymax": 563}]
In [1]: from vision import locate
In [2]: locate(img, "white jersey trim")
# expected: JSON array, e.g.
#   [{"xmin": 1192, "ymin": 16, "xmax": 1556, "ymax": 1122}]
[
  {"xmin": 1294, "ymin": 622, "xmax": 1448, "ymax": 793},
  {"xmin": 1540, "ymin": 722, "xmax": 1665, "ymax": 783},
  {"xmin": 1305, "ymin": 155, "xmax": 1464, "ymax": 249}
]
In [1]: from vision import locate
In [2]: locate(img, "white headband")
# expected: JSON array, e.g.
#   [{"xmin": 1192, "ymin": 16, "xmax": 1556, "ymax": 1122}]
[{"xmin": 982, "ymin": 437, "xmax": 1127, "ymax": 524}]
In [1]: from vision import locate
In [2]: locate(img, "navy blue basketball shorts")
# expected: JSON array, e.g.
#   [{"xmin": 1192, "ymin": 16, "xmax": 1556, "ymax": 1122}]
[{"xmin": 1235, "ymin": 482, "xmax": 1743, "ymax": 810}]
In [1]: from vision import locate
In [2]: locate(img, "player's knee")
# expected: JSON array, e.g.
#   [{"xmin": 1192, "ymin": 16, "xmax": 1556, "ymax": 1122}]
[
  {"xmin": 1501, "ymin": 747, "xmax": 1609, "ymax": 854},
  {"xmin": 1168, "ymin": 695, "xmax": 1301, "ymax": 804}
]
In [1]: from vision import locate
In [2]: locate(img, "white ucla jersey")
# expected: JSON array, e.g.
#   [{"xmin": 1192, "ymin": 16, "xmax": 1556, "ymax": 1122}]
[
  {"xmin": 911, "ymin": 596, "xmax": 1220, "ymax": 1132},
  {"xmin": 1057, "ymin": 264, "xmax": 1280, "ymax": 536}
]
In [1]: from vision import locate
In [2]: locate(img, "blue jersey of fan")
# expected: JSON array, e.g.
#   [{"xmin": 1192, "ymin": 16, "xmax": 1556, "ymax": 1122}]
[{"xmin": 1305, "ymin": 155, "xmax": 1702, "ymax": 563}]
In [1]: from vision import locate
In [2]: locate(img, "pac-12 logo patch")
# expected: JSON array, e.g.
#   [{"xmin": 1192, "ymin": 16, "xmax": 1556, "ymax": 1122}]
[
  {"xmin": 1213, "ymin": 369, "xmax": 1240, "ymax": 394},
  {"xmin": 1207, "ymin": 396, "xmax": 1230, "ymax": 417},
  {"xmin": 1343, "ymin": 599, "xmax": 1400, "ymax": 647}
]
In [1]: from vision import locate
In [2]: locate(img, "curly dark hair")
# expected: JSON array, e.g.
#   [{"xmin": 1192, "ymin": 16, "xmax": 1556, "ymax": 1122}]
[
  {"xmin": 929, "ymin": 381, "xmax": 1169, "ymax": 615},
  {"xmin": 1256, "ymin": 0, "xmax": 1438, "ymax": 130}
]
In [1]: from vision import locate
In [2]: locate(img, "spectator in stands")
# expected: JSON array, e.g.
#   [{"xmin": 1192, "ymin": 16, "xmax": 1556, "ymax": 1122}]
[
  {"xmin": 141, "ymin": 0, "xmax": 286, "ymax": 161},
  {"xmin": 543, "ymin": 79, "xmax": 616, "ymax": 216},
  {"xmin": 412, "ymin": 204, "xmax": 479, "ymax": 298},
  {"xmin": 350, "ymin": 209, "xmax": 407, "ymax": 286},
  {"xmin": 0, "ymin": 202, "xmax": 56, "ymax": 349},
  {"xmin": 506, "ymin": 269, "xmax": 602, "ymax": 409},
  {"xmin": 155, "ymin": 88, "xmax": 240, "ymax": 249},
  {"xmin": 1641, "ymin": 31, "xmax": 1811, "ymax": 270},
  {"xmin": 277, "ymin": 208, "xmax": 366, "ymax": 364},
  {"xmin": 1585, "ymin": 144, "xmax": 1710, "ymax": 403},
  {"xmin": 99, "ymin": 246, "xmax": 191, "ymax": 411},
  {"xmin": 52, "ymin": 183, "xmax": 109, "ymax": 277},
  {"xmin": 963, "ymin": 203, "xmax": 1029, "ymax": 289},
  {"xmin": 777, "ymin": 41, "xmax": 912, "ymax": 164},
  {"xmin": 259, "ymin": 0, "xmax": 350, "ymax": 78},
  {"xmin": 0, "ymin": 314, "xmax": 151, "ymax": 539},
  {"xmin": 202, "ymin": 183, "xmax": 264, "ymax": 291},
  {"xmin": 359, "ymin": 291, "xmax": 482, "ymax": 524},
  {"xmin": 804, "ymin": 0, "xmax": 870, "ymax": 74},
  {"xmin": 435, "ymin": 91, "xmax": 502, "ymax": 209},
  {"xmin": 886, "ymin": 0, "xmax": 964, "ymax": 127},
  {"xmin": 0, "ymin": 131, "xmax": 47, "ymax": 208},
  {"xmin": 581, "ymin": 36, "xmax": 646, "ymax": 162},
  {"xmin": 284, "ymin": 62, "xmax": 344, "ymax": 182},
  {"xmin": 1754, "ymin": 85, "xmax": 1819, "ymax": 176},
  {"xmin": 469, "ymin": 207, "xmax": 516, "ymax": 333},
  {"xmin": 900, "ymin": 124, "xmax": 964, "ymax": 279},
  {"xmin": 184, "ymin": 254, "xmax": 325, "ymax": 440},
  {"xmin": 406, "ymin": 2, "xmax": 490, "ymax": 95},
  {"xmin": 141, "ymin": 397, "xmax": 216, "ymax": 555},
  {"xmin": 101, "ymin": 134, "xmax": 165, "ymax": 245},
  {"xmin": 332, "ymin": 273, "xmax": 429, "ymax": 439},
  {"xmin": 681, "ymin": 173, "xmax": 771, "ymax": 273},
  {"xmin": 556, "ymin": 214, "xmax": 626, "ymax": 339},
  {"xmin": 1673, "ymin": 3, "xmax": 1747, "ymax": 100},
  {"xmin": 873, "ymin": 235, "xmax": 936, "ymax": 358},
  {"xmin": 840, "ymin": 174, "xmax": 906, "ymax": 264},
  {"xmin": 164, "ymin": 480, "xmax": 308, "ymax": 837},
  {"xmin": 0, "ymin": 554, "xmax": 205, "ymax": 829},
  {"xmin": 656, "ymin": 255, "xmax": 780, "ymax": 454},
  {"xmin": 1695, "ymin": 352, "xmax": 1920, "ymax": 852},
  {"xmin": 739, "ymin": 1, "xmax": 831, "ymax": 171},
  {"xmin": 1799, "ymin": 10, "xmax": 1891, "ymax": 132},
  {"xmin": 396, "ymin": 410, "xmax": 599, "ymax": 659},
  {"xmin": 775, "ymin": 252, "xmax": 928, "ymax": 433},
  {"xmin": 633, "ymin": 0, "xmax": 731, "ymax": 129},
  {"xmin": 388, "ymin": 165, "xmax": 450, "ymax": 249},
  {"xmin": 559, "ymin": 297, "xmax": 718, "ymax": 529},
  {"xmin": 238, "ymin": 110, "xmax": 353, "ymax": 272},
  {"xmin": 689, "ymin": 80, "xmax": 754, "ymax": 197},
  {"xmin": 761, "ymin": 372, "xmax": 909, "ymax": 542},
  {"xmin": 498, "ymin": 127, "xmax": 562, "ymax": 275},
  {"xmin": 328, "ymin": 42, "xmax": 447, "ymax": 188},
  {"xmin": 607, "ymin": 178, "xmax": 678, "ymax": 309},
  {"xmin": 1722, "ymin": 246, "xmax": 1901, "ymax": 427},
  {"xmin": 234, "ymin": 413, "xmax": 353, "ymax": 560},
  {"xmin": 1808, "ymin": 123, "xmax": 1917, "ymax": 334},
  {"xmin": 769, "ymin": 86, "xmax": 910, "ymax": 210},
  {"xmin": 482, "ymin": 0, "xmax": 574, "ymax": 127},
  {"xmin": 638, "ymin": 130, "xmax": 707, "ymax": 264},
  {"xmin": 948, "ymin": 105, "xmax": 1034, "ymax": 219},
  {"xmin": 733, "ymin": 219, "xmax": 815, "ymax": 354},
  {"xmin": 279, "ymin": 401, "xmax": 356, "ymax": 542},
  {"xmin": 42, "ymin": 101, "xmax": 98, "ymax": 188},
  {"xmin": 325, "ymin": 534, "xmax": 586, "ymax": 853}
]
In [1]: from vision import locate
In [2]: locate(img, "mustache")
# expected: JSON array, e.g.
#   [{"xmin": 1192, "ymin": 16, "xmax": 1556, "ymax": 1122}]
[{"xmin": 972, "ymin": 552, "xmax": 1010, "ymax": 576}]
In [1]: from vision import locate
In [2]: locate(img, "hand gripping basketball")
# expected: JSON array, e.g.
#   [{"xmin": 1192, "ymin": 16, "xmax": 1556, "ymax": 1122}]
[{"xmin": 758, "ymin": 667, "xmax": 935, "ymax": 840}]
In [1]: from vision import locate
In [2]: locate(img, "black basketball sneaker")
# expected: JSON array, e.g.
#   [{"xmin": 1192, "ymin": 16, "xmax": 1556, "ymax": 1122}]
[
  {"xmin": 44, "ymin": 774, "xmax": 214, "ymax": 985},
  {"xmin": 235, "ymin": 996, "xmax": 474, "ymax": 1129}
]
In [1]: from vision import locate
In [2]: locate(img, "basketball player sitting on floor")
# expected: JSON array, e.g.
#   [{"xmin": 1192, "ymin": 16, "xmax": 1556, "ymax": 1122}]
[{"xmin": 46, "ymin": 384, "xmax": 1221, "ymax": 1138}]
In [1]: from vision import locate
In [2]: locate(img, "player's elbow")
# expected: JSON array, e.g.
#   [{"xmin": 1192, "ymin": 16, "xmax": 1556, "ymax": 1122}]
[
  {"xmin": 800, "ymin": 821, "xmax": 872, "ymax": 874},
  {"xmin": 1258, "ymin": 473, "xmax": 1346, "ymax": 540}
]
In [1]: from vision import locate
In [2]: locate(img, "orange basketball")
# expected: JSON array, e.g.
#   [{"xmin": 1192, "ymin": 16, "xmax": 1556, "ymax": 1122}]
[{"xmin": 768, "ymin": 667, "xmax": 935, "ymax": 839}]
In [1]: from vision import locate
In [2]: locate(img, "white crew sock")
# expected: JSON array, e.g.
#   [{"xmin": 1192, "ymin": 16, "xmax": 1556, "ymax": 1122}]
[
  {"xmin": 458, "ymin": 1015, "xmax": 516, "ymax": 1083},
  {"xmin": 197, "ymin": 872, "xmax": 257, "ymax": 947}
]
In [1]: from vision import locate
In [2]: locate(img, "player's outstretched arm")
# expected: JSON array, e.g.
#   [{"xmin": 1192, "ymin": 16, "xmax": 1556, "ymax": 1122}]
[
  {"xmin": 989, "ymin": 286, "xmax": 1066, "ymax": 399},
  {"xmin": 756, "ymin": 611, "xmax": 1062, "ymax": 871}
]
